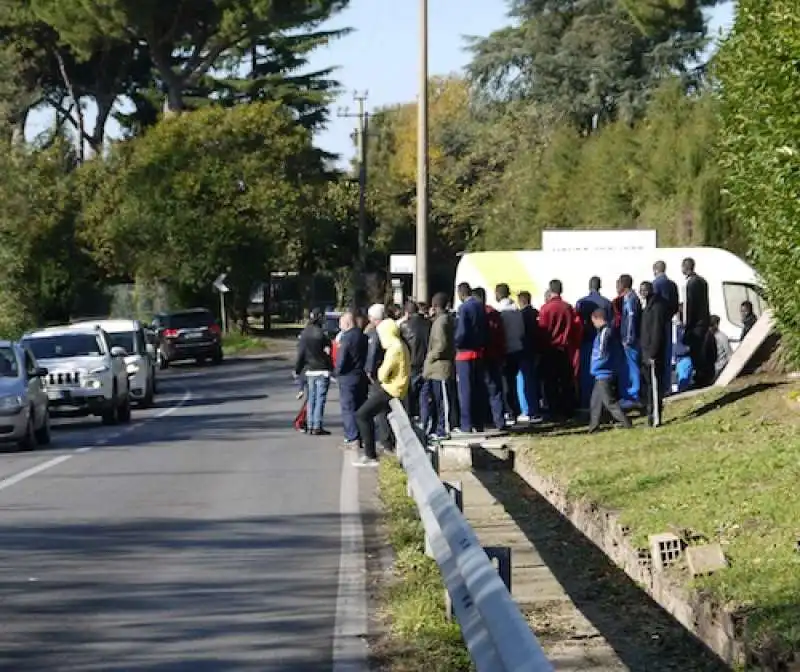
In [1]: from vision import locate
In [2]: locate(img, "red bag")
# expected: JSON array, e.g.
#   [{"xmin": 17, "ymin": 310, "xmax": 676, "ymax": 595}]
[{"xmin": 294, "ymin": 399, "xmax": 307, "ymax": 431}]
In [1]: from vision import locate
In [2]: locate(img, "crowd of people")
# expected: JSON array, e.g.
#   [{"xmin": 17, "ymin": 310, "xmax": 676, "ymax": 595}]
[{"xmin": 292, "ymin": 257, "xmax": 761, "ymax": 464}]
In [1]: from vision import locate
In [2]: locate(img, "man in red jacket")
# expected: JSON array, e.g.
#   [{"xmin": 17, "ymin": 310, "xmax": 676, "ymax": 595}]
[
  {"xmin": 538, "ymin": 279, "xmax": 577, "ymax": 420},
  {"xmin": 472, "ymin": 287, "xmax": 507, "ymax": 431}
]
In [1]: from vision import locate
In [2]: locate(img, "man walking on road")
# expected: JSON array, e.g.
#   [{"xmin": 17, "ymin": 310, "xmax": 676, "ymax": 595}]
[
  {"xmin": 588, "ymin": 309, "xmax": 632, "ymax": 433},
  {"xmin": 454, "ymin": 282, "xmax": 488, "ymax": 433},
  {"xmin": 423, "ymin": 292, "xmax": 455, "ymax": 439},
  {"xmin": 399, "ymin": 300, "xmax": 431, "ymax": 425},
  {"xmin": 639, "ymin": 282, "xmax": 670, "ymax": 427},
  {"xmin": 335, "ymin": 312, "xmax": 367, "ymax": 447},
  {"xmin": 652, "ymin": 261, "xmax": 679, "ymax": 394},
  {"xmin": 355, "ymin": 319, "xmax": 410, "ymax": 467},
  {"xmin": 681, "ymin": 258, "xmax": 712, "ymax": 388},
  {"xmin": 294, "ymin": 308, "xmax": 333, "ymax": 435},
  {"xmin": 575, "ymin": 277, "xmax": 613, "ymax": 410}
]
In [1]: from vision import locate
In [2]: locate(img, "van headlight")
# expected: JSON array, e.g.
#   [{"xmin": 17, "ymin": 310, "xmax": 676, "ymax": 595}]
[
  {"xmin": 0, "ymin": 395, "xmax": 23, "ymax": 411},
  {"xmin": 126, "ymin": 362, "xmax": 140, "ymax": 375},
  {"xmin": 83, "ymin": 379, "xmax": 103, "ymax": 389}
]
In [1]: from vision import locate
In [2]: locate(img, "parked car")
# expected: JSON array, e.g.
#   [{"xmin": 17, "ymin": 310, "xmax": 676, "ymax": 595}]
[
  {"xmin": 21, "ymin": 325, "xmax": 132, "ymax": 425},
  {"xmin": 69, "ymin": 319, "xmax": 157, "ymax": 407},
  {"xmin": 152, "ymin": 308, "xmax": 223, "ymax": 368},
  {"xmin": 0, "ymin": 341, "xmax": 51, "ymax": 450}
]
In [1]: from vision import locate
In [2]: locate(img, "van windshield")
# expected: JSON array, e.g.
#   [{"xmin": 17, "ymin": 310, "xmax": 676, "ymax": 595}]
[{"xmin": 23, "ymin": 334, "xmax": 103, "ymax": 360}]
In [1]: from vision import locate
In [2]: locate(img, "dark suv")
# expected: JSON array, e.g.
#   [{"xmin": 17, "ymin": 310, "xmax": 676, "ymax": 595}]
[{"xmin": 152, "ymin": 309, "xmax": 223, "ymax": 369}]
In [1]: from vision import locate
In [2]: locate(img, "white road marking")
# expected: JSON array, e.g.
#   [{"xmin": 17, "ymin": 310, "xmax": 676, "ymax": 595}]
[
  {"xmin": 0, "ymin": 384, "xmax": 192, "ymax": 493},
  {"xmin": 332, "ymin": 452, "xmax": 369, "ymax": 671}
]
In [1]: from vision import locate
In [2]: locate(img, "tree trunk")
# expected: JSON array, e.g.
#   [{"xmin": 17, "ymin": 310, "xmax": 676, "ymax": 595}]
[
  {"xmin": 89, "ymin": 95, "xmax": 115, "ymax": 156},
  {"xmin": 54, "ymin": 50, "xmax": 85, "ymax": 162}
]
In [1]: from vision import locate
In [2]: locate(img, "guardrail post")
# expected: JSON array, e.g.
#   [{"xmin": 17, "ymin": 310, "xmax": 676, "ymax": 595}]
[
  {"xmin": 484, "ymin": 546, "xmax": 512, "ymax": 594},
  {"xmin": 444, "ymin": 480, "xmax": 463, "ymax": 513},
  {"xmin": 426, "ymin": 444, "xmax": 439, "ymax": 475}
]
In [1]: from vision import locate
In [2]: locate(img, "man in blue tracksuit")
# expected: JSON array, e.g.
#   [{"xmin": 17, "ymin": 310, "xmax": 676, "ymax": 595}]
[
  {"xmin": 588, "ymin": 309, "xmax": 632, "ymax": 433},
  {"xmin": 454, "ymin": 282, "xmax": 488, "ymax": 433},
  {"xmin": 575, "ymin": 276, "xmax": 613, "ymax": 410},
  {"xmin": 617, "ymin": 274, "xmax": 642, "ymax": 407},
  {"xmin": 335, "ymin": 312, "xmax": 368, "ymax": 447},
  {"xmin": 652, "ymin": 261, "xmax": 679, "ymax": 395}
]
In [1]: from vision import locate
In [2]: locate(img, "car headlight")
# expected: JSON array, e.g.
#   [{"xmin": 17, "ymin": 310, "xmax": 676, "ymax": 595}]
[
  {"xmin": 0, "ymin": 395, "xmax": 23, "ymax": 411},
  {"xmin": 126, "ymin": 362, "xmax": 140, "ymax": 375}
]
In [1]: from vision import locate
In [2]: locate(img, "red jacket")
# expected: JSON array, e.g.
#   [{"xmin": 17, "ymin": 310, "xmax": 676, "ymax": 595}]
[
  {"xmin": 485, "ymin": 306, "xmax": 507, "ymax": 361},
  {"xmin": 538, "ymin": 295, "xmax": 576, "ymax": 350}
]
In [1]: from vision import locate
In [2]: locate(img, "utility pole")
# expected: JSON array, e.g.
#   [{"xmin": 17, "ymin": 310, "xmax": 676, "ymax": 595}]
[
  {"xmin": 416, "ymin": 0, "xmax": 429, "ymax": 302},
  {"xmin": 337, "ymin": 91, "xmax": 370, "ymax": 307}
]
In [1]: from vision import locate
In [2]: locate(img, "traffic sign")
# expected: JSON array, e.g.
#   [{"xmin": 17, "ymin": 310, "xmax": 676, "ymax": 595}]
[{"xmin": 213, "ymin": 273, "xmax": 229, "ymax": 293}]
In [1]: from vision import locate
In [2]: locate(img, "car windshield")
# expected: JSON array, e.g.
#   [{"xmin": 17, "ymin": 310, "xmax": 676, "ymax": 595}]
[
  {"xmin": 0, "ymin": 347, "xmax": 19, "ymax": 377},
  {"xmin": 160, "ymin": 312, "xmax": 213, "ymax": 329},
  {"xmin": 24, "ymin": 334, "xmax": 103, "ymax": 360},
  {"xmin": 107, "ymin": 332, "xmax": 136, "ymax": 354}
]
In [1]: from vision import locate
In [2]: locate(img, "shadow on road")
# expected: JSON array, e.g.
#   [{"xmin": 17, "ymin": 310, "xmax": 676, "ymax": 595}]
[
  {"xmin": 473, "ymin": 464, "xmax": 729, "ymax": 671},
  {"xmin": 0, "ymin": 512, "xmax": 370, "ymax": 669}
]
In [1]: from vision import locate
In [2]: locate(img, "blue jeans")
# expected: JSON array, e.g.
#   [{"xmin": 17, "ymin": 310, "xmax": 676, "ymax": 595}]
[
  {"xmin": 306, "ymin": 374, "xmax": 330, "ymax": 430},
  {"xmin": 338, "ymin": 374, "xmax": 365, "ymax": 441},
  {"xmin": 517, "ymin": 356, "xmax": 541, "ymax": 417},
  {"xmin": 621, "ymin": 345, "xmax": 641, "ymax": 404}
]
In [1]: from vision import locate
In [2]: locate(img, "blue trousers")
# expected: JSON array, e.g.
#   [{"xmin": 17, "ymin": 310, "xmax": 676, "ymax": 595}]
[
  {"xmin": 429, "ymin": 379, "xmax": 453, "ymax": 437},
  {"xmin": 516, "ymin": 356, "xmax": 541, "ymax": 417},
  {"xmin": 307, "ymin": 374, "xmax": 330, "ymax": 430},
  {"xmin": 338, "ymin": 374, "xmax": 365, "ymax": 441},
  {"xmin": 676, "ymin": 356, "xmax": 693, "ymax": 392},
  {"xmin": 455, "ymin": 359, "xmax": 485, "ymax": 432},
  {"xmin": 621, "ymin": 345, "xmax": 641, "ymax": 403},
  {"xmin": 483, "ymin": 360, "xmax": 506, "ymax": 430},
  {"xmin": 579, "ymin": 341, "xmax": 594, "ymax": 409}
]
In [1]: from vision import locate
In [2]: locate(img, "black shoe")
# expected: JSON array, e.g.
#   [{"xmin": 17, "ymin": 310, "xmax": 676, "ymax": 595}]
[{"xmin": 312, "ymin": 428, "xmax": 331, "ymax": 436}]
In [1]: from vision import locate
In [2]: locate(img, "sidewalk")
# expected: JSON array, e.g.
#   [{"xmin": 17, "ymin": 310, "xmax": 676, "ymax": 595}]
[{"xmin": 439, "ymin": 465, "xmax": 625, "ymax": 670}]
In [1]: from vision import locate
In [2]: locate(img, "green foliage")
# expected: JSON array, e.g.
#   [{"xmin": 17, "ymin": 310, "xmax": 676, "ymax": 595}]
[{"xmin": 716, "ymin": 0, "xmax": 800, "ymax": 365}]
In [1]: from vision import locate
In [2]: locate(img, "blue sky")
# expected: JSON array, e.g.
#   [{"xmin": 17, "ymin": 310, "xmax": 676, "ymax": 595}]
[{"xmin": 27, "ymin": 1, "xmax": 735, "ymax": 158}]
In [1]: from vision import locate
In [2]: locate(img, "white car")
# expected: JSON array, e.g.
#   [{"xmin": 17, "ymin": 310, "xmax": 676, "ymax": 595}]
[
  {"xmin": 0, "ymin": 341, "xmax": 51, "ymax": 450},
  {"xmin": 69, "ymin": 319, "xmax": 157, "ymax": 407},
  {"xmin": 21, "ymin": 326, "xmax": 132, "ymax": 425}
]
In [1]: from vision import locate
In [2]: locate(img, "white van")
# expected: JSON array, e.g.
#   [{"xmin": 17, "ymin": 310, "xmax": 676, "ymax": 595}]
[{"xmin": 453, "ymin": 247, "xmax": 766, "ymax": 346}]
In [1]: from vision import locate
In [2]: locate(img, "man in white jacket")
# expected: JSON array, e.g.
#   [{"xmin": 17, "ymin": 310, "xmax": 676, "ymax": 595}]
[{"xmin": 495, "ymin": 283, "xmax": 526, "ymax": 422}]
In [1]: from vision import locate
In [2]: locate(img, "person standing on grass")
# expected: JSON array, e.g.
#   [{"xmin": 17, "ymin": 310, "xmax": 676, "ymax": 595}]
[
  {"xmin": 516, "ymin": 291, "xmax": 543, "ymax": 423},
  {"xmin": 399, "ymin": 300, "xmax": 431, "ymax": 423},
  {"xmin": 681, "ymin": 257, "xmax": 712, "ymax": 388},
  {"xmin": 423, "ymin": 292, "xmax": 456, "ymax": 439},
  {"xmin": 294, "ymin": 308, "xmax": 333, "ymax": 436},
  {"xmin": 495, "ymin": 283, "xmax": 525, "ymax": 423},
  {"xmin": 639, "ymin": 281, "xmax": 670, "ymax": 428},
  {"xmin": 355, "ymin": 318, "xmax": 410, "ymax": 467},
  {"xmin": 454, "ymin": 281, "xmax": 488, "ymax": 434},
  {"xmin": 617, "ymin": 274, "xmax": 642, "ymax": 407},
  {"xmin": 652, "ymin": 260, "xmax": 680, "ymax": 395},
  {"xmin": 587, "ymin": 309, "xmax": 632, "ymax": 433},
  {"xmin": 538, "ymin": 279, "xmax": 577, "ymax": 420},
  {"xmin": 575, "ymin": 277, "xmax": 613, "ymax": 410},
  {"xmin": 335, "ymin": 312, "xmax": 368, "ymax": 448}
]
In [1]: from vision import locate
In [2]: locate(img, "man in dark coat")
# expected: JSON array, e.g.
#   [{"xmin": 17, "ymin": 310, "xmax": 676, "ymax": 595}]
[
  {"xmin": 639, "ymin": 282, "xmax": 670, "ymax": 427},
  {"xmin": 294, "ymin": 308, "xmax": 333, "ymax": 435},
  {"xmin": 399, "ymin": 300, "xmax": 431, "ymax": 424},
  {"xmin": 681, "ymin": 257, "xmax": 712, "ymax": 387},
  {"xmin": 335, "ymin": 312, "xmax": 368, "ymax": 447},
  {"xmin": 652, "ymin": 260, "xmax": 680, "ymax": 394}
]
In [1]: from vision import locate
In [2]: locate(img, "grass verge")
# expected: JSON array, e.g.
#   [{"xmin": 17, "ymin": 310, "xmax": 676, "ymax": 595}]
[
  {"xmin": 222, "ymin": 333, "xmax": 283, "ymax": 356},
  {"xmin": 373, "ymin": 456, "xmax": 472, "ymax": 671},
  {"xmin": 515, "ymin": 377, "xmax": 800, "ymax": 663}
]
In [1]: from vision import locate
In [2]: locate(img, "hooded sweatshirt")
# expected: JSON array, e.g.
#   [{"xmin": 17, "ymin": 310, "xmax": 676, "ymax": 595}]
[
  {"xmin": 376, "ymin": 318, "xmax": 411, "ymax": 399},
  {"xmin": 496, "ymin": 298, "xmax": 525, "ymax": 354}
]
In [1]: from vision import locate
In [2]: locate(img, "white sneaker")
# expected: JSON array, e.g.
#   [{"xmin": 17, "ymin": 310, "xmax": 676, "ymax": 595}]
[
  {"xmin": 517, "ymin": 414, "xmax": 530, "ymax": 423},
  {"xmin": 353, "ymin": 456, "xmax": 379, "ymax": 467}
]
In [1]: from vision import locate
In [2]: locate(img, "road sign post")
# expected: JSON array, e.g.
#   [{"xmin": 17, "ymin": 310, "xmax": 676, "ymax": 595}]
[{"xmin": 213, "ymin": 273, "xmax": 230, "ymax": 334}]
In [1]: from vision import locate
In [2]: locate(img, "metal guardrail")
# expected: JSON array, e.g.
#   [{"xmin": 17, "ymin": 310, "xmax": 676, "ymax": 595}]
[{"xmin": 387, "ymin": 399, "xmax": 554, "ymax": 672}]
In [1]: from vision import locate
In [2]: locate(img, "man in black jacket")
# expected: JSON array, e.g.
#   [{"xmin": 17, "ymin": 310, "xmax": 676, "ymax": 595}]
[
  {"xmin": 363, "ymin": 303, "xmax": 393, "ymax": 450},
  {"xmin": 681, "ymin": 257, "xmax": 712, "ymax": 388},
  {"xmin": 335, "ymin": 312, "xmax": 368, "ymax": 447},
  {"xmin": 400, "ymin": 300, "xmax": 431, "ymax": 425},
  {"xmin": 294, "ymin": 308, "xmax": 333, "ymax": 435},
  {"xmin": 639, "ymin": 282, "xmax": 670, "ymax": 427}
]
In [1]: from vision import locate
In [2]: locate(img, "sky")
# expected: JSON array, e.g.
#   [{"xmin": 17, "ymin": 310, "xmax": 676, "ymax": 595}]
[{"xmin": 27, "ymin": 1, "xmax": 735, "ymax": 160}]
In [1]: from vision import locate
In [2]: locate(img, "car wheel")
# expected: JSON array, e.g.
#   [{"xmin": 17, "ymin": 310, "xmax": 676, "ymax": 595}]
[
  {"xmin": 102, "ymin": 387, "xmax": 120, "ymax": 425},
  {"xmin": 159, "ymin": 351, "xmax": 169, "ymax": 370},
  {"xmin": 118, "ymin": 395, "xmax": 132, "ymax": 423},
  {"xmin": 212, "ymin": 347, "xmax": 223, "ymax": 365},
  {"xmin": 19, "ymin": 414, "xmax": 37, "ymax": 451},
  {"xmin": 34, "ymin": 410, "xmax": 51, "ymax": 445}
]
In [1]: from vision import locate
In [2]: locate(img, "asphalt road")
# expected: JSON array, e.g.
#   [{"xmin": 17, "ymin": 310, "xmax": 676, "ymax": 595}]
[{"xmin": 0, "ymin": 355, "xmax": 367, "ymax": 671}]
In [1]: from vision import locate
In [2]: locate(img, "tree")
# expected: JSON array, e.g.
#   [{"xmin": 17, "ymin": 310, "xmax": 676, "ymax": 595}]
[
  {"xmin": 716, "ymin": 0, "xmax": 800, "ymax": 365},
  {"xmin": 80, "ymin": 100, "xmax": 327, "ymax": 328}
]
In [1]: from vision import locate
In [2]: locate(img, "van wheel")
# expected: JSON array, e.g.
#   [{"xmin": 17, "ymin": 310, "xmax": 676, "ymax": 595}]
[
  {"xmin": 34, "ymin": 411, "xmax": 51, "ymax": 445},
  {"xmin": 118, "ymin": 395, "xmax": 132, "ymax": 423},
  {"xmin": 140, "ymin": 382, "xmax": 154, "ymax": 408},
  {"xmin": 102, "ymin": 387, "xmax": 119, "ymax": 425}
]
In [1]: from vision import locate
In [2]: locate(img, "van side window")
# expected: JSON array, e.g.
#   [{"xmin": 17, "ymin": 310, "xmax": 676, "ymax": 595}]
[{"xmin": 723, "ymin": 283, "xmax": 765, "ymax": 327}]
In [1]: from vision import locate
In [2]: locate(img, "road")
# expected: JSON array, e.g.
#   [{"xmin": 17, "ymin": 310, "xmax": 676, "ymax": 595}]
[{"xmin": 0, "ymin": 355, "xmax": 369, "ymax": 671}]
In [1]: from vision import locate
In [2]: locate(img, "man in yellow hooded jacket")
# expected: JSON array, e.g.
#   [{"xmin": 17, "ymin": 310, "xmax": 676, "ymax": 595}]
[{"xmin": 354, "ymin": 318, "xmax": 411, "ymax": 467}]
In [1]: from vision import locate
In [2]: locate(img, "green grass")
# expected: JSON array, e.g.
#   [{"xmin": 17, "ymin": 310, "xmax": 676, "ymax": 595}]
[
  {"xmin": 221, "ymin": 333, "xmax": 282, "ymax": 355},
  {"xmin": 375, "ymin": 457, "xmax": 473, "ymax": 671},
  {"xmin": 515, "ymin": 378, "xmax": 800, "ymax": 663}
]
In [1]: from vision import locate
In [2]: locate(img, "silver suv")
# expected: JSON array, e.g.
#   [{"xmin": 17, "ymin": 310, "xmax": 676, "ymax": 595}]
[{"xmin": 21, "ymin": 326, "xmax": 132, "ymax": 425}]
